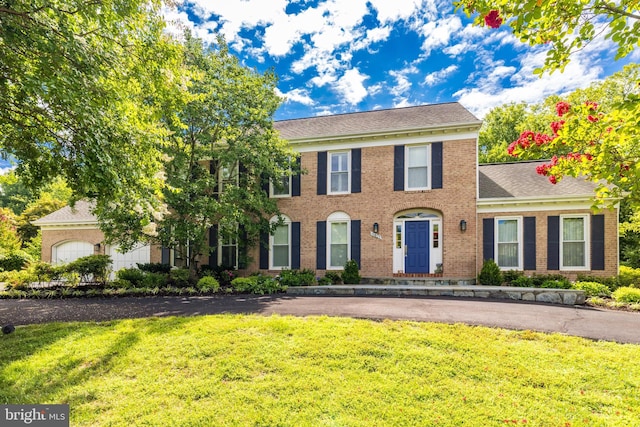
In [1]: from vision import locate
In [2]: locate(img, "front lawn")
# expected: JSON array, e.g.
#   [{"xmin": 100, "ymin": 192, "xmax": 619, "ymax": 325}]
[{"xmin": 1, "ymin": 315, "xmax": 639, "ymax": 426}]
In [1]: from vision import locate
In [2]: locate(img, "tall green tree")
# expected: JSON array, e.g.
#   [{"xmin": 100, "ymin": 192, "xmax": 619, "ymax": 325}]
[
  {"xmin": 1, "ymin": 1, "xmax": 182, "ymax": 229},
  {"xmin": 479, "ymin": 102, "xmax": 536, "ymax": 163},
  {"xmin": 458, "ymin": 1, "xmax": 639, "ymax": 207},
  {"xmin": 101, "ymin": 34, "xmax": 297, "ymax": 274}
]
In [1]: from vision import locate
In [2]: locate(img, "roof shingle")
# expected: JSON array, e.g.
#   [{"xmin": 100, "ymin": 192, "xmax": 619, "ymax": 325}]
[{"xmin": 33, "ymin": 200, "xmax": 97, "ymax": 225}]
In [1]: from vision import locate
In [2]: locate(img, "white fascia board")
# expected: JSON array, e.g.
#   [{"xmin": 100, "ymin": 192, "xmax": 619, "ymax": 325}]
[
  {"xmin": 288, "ymin": 123, "xmax": 481, "ymax": 153},
  {"xmin": 37, "ymin": 222, "xmax": 100, "ymax": 230},
  {"xmin": 477, "ymin": 196, "xmax": 597, "ymax": 213}
]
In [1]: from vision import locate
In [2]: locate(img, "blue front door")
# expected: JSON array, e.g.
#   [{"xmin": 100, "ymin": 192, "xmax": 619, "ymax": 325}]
[{"xmin": 405, "ymin": 221, "xmax": 430, "ymax": 273}]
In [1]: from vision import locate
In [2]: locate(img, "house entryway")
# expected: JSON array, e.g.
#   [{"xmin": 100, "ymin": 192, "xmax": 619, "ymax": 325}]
[{"xmin": 393, "ymin": 210, "xmax": 443, "ymax": 275}]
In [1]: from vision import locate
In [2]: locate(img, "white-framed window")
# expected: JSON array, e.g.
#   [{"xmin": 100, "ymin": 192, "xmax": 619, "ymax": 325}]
[
  {"xmin": 328, "ymin": 151, "xmax": 350, "ymax": 194},
  {"xmin": 495, "ymin": 217, "xmax": 522, "ymax": 270},
  {"xmin": 270, "ymin": 174, "xmax": 291, "ymax": 198},
  {"xmin": 405, "ymin": 144, "xmax": 430, "ymax": 190},
  {"xmin": 270, "ymin": 215, "xmax": 291, "ymax": 269},
  {"xmin": 215, "ymin": 224, "xmax": 238, "ymax": 269},
  {"xmin": 217, "ymin": 162, "xmax": 239, "ymax": 194},
  {"xmin": 327, "ymin": 211, "xmax": 350, "ymax": 269},
  {"xmin": 561, "ymin": 214, "xmax": 589, "ymax": 270}
]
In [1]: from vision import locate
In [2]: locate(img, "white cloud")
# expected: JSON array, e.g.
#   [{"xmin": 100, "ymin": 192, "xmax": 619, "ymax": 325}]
[
  {"xmin": 0, "ymin": 165, "xmax": 15, "ymax": 175},
  {"xmin": 368, "ymin": 0, "xmax": 428, "ymax": 23},
  {"xmin": 278, "ymin": 88, "xmax": 316, "ymax": 106},
  {"xmin": 334, "ymin": 68, "xmax": 369, "ymax": 105},
  {"xmin": 424, "ymin": 65, "xmax": 458, "ymax": 86},
  {"xmin": 419, "ymin": 15, "xmax": 462, "ymax": 57}
]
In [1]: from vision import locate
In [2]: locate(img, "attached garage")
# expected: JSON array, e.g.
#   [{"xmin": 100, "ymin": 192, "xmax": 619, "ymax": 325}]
[
  {"xmin": 52, "ymin": 241, "xmax": 94, "ymax": 265},
  {"xmin": 107, "ymin": 244, "xmax": 151, "ymax": 273}
]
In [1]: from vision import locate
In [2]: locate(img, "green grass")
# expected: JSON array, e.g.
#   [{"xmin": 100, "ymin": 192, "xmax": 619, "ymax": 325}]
[{"xmin": 1, "ymin": 315, "xmax": 639, "ymax": 426}]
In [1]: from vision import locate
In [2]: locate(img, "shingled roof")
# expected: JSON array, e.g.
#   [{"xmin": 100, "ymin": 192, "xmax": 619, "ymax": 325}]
[
  {"xmin": 33, "ymin": 200, "xmax": 97, "ymax": 225},
  {"xmin": 275, "ymin": 102, "xmax": 481, "ymax": 140},
  {"xmin": 479, "ymin": 161, "xmax": 598, "ymax": 199}
]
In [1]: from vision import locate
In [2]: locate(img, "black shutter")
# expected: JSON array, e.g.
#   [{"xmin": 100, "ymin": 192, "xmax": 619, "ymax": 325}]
[
  {"xmin": 292, "ymin": 156, "xmax": 301, "ymax": 197},
  {"xmin": 261, "ymin": 173, "xmax": 269, "ymax": 195},
  {"xmin": 351, "ymin": 149, "xmax": 361, "ymax": 193},
  {"xmin": 292, "ymin": 222, "xmax": 301, "ymax": 269},
  {"xmin": 161, "ymin": 247, "xmax": 171, "ymax": 265},
  {"xmin": 547, "ymin": 216, "xmax": 560, "ymax": 270},
  {"xmin": 351, "ymin": 220, "xmax": 361, "ymax": 267},
  {"xmin": 317, "ymin": 152, "xmax": 327, "ymax": 195},
  {"xmin": 238, "ymin": 225, "xmax": 248, "ymax": 269},
  {"xmin": 210, "ymin": 160, "xmax": 220, "ymax": 200},
  {"xmin": 482, "ymin": 218, "xmax": 494, "ymax": 261},
  {"xmin": 394, "ymin": 145, "xmax": 404, "ymax": 191},
  {"xmin": 259, "ymin": 231, "xmax": 269, "ymax": 270},
  {"xmin": 591, "ymin": 214, "xmax": 605, "ymax": 270},
  {"xmin": 431, "ymin": 142, "xmax": 443, "ymax": 189},
  {"xmin": 316, "ymin": 221, "xmax": 326, "ymax": 269},
  {"xmin": 523, "ymin": 217, "xmax": 536, "ymax": 270},
  {"xmin": 208, "ymin": 225, "xmax": 218, "ymax": 267}
]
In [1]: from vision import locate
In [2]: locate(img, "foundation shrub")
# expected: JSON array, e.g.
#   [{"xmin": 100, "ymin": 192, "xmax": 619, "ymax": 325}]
[
  {"xmin": 137, "ymin": 263, "xmax": 172, "ymax": 274},
  {"xmin": 612, "ymin": 286, "xmax": 640, "ymax": 303},
  {"xmin": 572, "ymin": 281, "xmax": 611, "ymax": 297},
  {"xmin": 324, "ymin": 271, "xmax": 342, "ymax": 284},
  {"xmin": 65, "ymin": 255, "xmax": 111, "ymax": 284},
  {"xmin": 618, "ymin": 266, "xmax": 640, "ymax": 288},
  {"xmin": 169, "ymin": 268, "xmax": 191, "ymax": 287},
  {"xmin": 511, "ymin": 276, "xmax": 534, "ymax": 287},
  {"xmin": 576, "ymin": 274, "xmax": 620, "ymax": 291},
  {"xmin": 116, "ymin": 268, "xmax": 146, "ymax": 287},
  {"xmin": 502, "ymin": 270, "xmax": 523, "ymax": 284},
  {"xmin": 342, "ymin": 260, "xmax": 361, "ymax": 285},
  {"xmin": 477, "ymin": 259, "xmax": 503, "ymax": 286},
  {"xmin": 196, "ymin": 276, "xmax": 220, "ymax": 293},
  {"xmin": 278, "ymin": 269, "xmax": 316, "ymax": 287}
]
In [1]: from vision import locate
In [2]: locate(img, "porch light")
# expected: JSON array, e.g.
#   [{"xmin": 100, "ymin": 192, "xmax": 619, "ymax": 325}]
[
  {"xmin": 94, "ymin": 243, "xmax": 101, "ymax": 251},
  {"xmin": 459, "ymin": 220, "xmax": 467, "ymax": 232},
  {"xmin": 373, "ymin": 222, "xmax": 379, "ymax": 234}
]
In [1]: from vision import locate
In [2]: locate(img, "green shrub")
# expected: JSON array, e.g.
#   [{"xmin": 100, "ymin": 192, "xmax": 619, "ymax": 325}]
[
  {"xmin": 576, "ymin": 274, "xmax": 620, "ymax": 291},
  {"xmin": 116, "ymin": 268, "xmax": 146, "ymax": 287},
  {"xmin": 169, "ymin": 268, "xmax": 191, "ymax": 287},
  {"xmin": 278, "ymin": 269, "xmax": 316, "ymax": 287},
  {"xmin": 65, "ymin": 254, "xmax": 112, "ymax": 283},
  {"xmin": 502, "ymin": 270, "xmax": 524, "ymax": 284},
  {"xmin": 612, "ymin": 287, "xmax": 640, "ymax": 303},
  {"xmin": 618, "ymin": 266, "xmax": 640, "ymax": 288},
  {"xmin": 2, "ymin": 270, "xmax": 36, "ymax": 289},
  {"xmin": 142, "ymin": 272, "xmax": 167, "ymax": 288},
  {"xmin": 200, "ymin": 265, "xmax": 237, "ymax": 287},
  {"xmin": 511, "ymin": 276, "xmax": 534, "ymax": 287},
  {"xmin": 540, "ymin": 279, "xmax": 572, "ymax": 289},
  {"xmin": 197, "ymin": 276, "xmax": 220, "ymax": 293},
  {"xmin": 109, "ymin": 279, "xmax": 133, "ymax": 289},
  {"xmin": 231, "ymin": 277, "xmax": 254, "ymax": 293},
  {"xmin": 137, "ymin": 262, "xmax": 172, "ymax": 274},
  {"xmin": 32, "ymin": 262, "xmax": 63, "ymax": 284},
  {"xmin": 317, "ymin": 276, "xmax": 332, "ymax": 286},
  {"xmin": 477, "ymin": 259, "xmax": 503, "ymax": 286},
  {"xmin": 572, "ymin": 281, "xmax": 612, "ymax": 297},
  {"xmin": 342, "ymin": 260, "xmax": 361, "ymax": 284},
  {"xmin": 324, "ymin": 271, "xmax": 342, "ymax": 284},
  {"xmin": 0, "ymin": 250, "xmax": 33, "ymax": 272},
  {"xmin": 531, "ymin": 274, "xmax": 570, "ymax": 288}
]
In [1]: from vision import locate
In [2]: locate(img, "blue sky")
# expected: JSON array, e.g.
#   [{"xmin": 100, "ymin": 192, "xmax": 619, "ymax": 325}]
[
  {"xmin": 164, "ymin": 0, "xmax": 638, "ymax": 122},
  {"xmin": 1, "ymin": 1, "xmax": 636, "ymax": 173}
]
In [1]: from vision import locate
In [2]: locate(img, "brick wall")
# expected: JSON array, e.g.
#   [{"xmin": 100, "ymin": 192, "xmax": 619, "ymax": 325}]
[
  {"xmin": 245, "ymin": 138, "xmax": 478, "ymax": 278},
  {"xmin": 477, "ymin": 208, "xmax": 618, "ymax": 279}
]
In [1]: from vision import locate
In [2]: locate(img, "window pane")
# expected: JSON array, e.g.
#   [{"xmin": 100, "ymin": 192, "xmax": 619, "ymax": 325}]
[
  {"xmin": 331, "ymin": 153, "xmax": 347, "ymax": 172},
  {"xmin": 273, "ymin": 246, "xmax": 289, "ymax": 267},
  {"xmin": 407, "ymin": 146, "xmax": 428, "ymax": 167},
  {"xmin": 498, "ymin": 243, "xmax": 519, "ymax": 267},
  {"xmin": 408, "ymin": 167, "xmax": 428, "ymax": 188},
  {"xmin": 331, "ymin": 172, "xmax": 348, "ymax": 192},
  {"xmin": 563, "ymin": 242, "xmax": 585, "ymax": 267},
  {"xmin": 273, "ymin": 175, "xmax": 290, "ymax": 195},
  {"xmin": 330, "ymin": 244, "xmax": 348, "ymax": 267},
  {"xmin": 563, "ymin": 218, "xmax": 584, "ymax": 240},
  {"xmin": 274, "ymin": 225, "xmax": 288, "ymax": 245},
  {"xmin": 331, "ymin": 222, "xmax": 347, "ymax": 244},
  {"xmin": 498, "ymin": 219, "xmax": 518, "ymax": 242},
  {"xmin": 221, "ymin": 246, "xmax": 237, "ymax": 268}
]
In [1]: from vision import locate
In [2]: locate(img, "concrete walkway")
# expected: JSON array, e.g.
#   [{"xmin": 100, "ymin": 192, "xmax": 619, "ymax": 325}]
[{"xmin": 1, "ymin": 295, "xmax": 639, "ymax": 344}]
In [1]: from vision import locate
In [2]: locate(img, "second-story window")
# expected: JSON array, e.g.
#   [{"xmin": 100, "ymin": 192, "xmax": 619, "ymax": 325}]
[
  {"xmin": 405, "ymin": 145, "xmax": 430, "ymax": 190},
  {"xmin": 329, "ymin": 151, "xmax": 350, "ymax": 194},
  {"xmin": 271, "ymin": 173, "xmax": 291, "ymax": 198}
]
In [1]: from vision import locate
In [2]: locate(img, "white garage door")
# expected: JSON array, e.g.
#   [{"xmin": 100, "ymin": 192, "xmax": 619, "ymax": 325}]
[
  {"xmin": 107, "ymin": 244, "xmax": 151, "ymax": 273},
  {"xmin": 53, "ymin": 241, "xmax": 94, "ymax": 265}
]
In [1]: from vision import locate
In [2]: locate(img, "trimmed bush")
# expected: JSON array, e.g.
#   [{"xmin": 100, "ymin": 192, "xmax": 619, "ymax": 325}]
[
  {"xmin": 502, "ymin": 270, "xmax": 524, "ymax": 284},
  {"xmin": 116, "ymin": 268, "xmax": 146, "ymax": 287},
  {"xmin": 477, "ymin": 259, "xmax": 502, "ymax": 286},
  {"xmin": 279, "ymin": 269, "xmax": 316, "ymax": 287},
  {"xmin": 576, "ymin": 274, "xmax": 620, "ymax": 292},
  {"xmin": 142, "ymin": 272, "xmax": 168, "ymax": 288},
  {"xmin": 33, "ymin": 262, "xmax": 63, "ymax": 284},
  {"xmin": 65, "ymin": 254, "xmax": 112, "ymax": 283},
  {"xmin": 231, "ymin": 275, "xmax": 285, "ymax": 295},
  {"xmin": 325, "ymin": 271, "xmax": 342, "ymax": 284},
  {"xmin": 511, "ymin": 276, "xmax": 534, "ymax": 287},
  {"xmin": 137, "ymin": 262, "xmax": 172, "ymax": 274},
  {"xmin": 531, "ymin": 274, "xmax": 569, "ymax": 288},
  {"xmin": 540, "ymin": 279, "xmax": 572, "ymax": 289},
  {"xmin": 572, "ymin": 281, "xmax": 611, "ymax": 297},
  {"xmin": 197, "ymin": 276, "xmax": 220, "ymax": 293},
  {"xmin": 618, "ymin": 266, "xmax": 640, "ymax": 288},
  {"xmin": 342, "ymin": 260, "xmax": 361, "ymax": 284},
  {"xmin": 2, "ymin": 270, "xmax": 36, "ymax": 289},
  {"xmin": 169, "ymin": 268, "xmax": 191, "ymax": 287},
  {"xmin": 231, "ymin": 277, "xmax": 254, "ymax": 293},
  {"xmin": 0, "ymin": 250, "xmax": 33, "ymax": 272},
  {"xmin": 612, "ymin": 287, "xmax": 640, "ymax": 303},
  {"xmin": 317, "ymin": 276, "xmax": 332, "ymax": 286}
]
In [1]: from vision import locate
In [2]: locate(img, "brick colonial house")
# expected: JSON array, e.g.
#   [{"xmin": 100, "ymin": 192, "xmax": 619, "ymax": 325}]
[{"xmin": 35, "ymin": 103, "xmax": 619, "ymax": 280}]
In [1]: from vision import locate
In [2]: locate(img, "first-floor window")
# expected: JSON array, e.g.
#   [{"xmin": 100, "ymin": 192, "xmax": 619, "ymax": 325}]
[
  {"xmin": 561, "ymin": 215, "xmax": 588, "ymax": 269},
  {"xmin": 270, "ymin": 216, "xmax": 291, "ymax": 269},
  {"xmin": 218, "ymin": 225, "xmax": 238, "ymax": 269},
  {"xmin": 496, "ymin": 217, "xmax": 521, "ymax": 269},
  {"xmin": 327, "ymin": 212, "xmax": 350, "ymax": 269}
]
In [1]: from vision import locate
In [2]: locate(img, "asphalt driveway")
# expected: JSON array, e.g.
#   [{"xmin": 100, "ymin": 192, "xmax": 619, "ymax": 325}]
[{"xmin": 1, "ymin": 295, "xmax": 639, "ymax": 344}]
